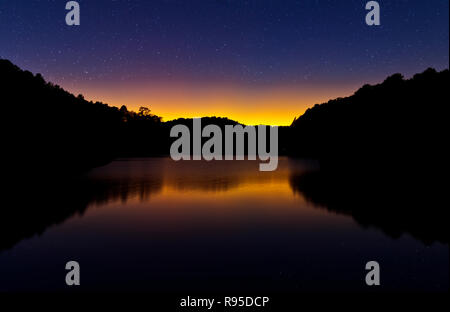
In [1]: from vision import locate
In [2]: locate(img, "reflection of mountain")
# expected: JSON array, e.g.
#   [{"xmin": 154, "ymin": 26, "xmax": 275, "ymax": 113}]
[
  {"xmin": 0, "ymin": 158, "xmax": 303, "ymax": 252},
  {"xmin": 289, "ymin": 171, "xmax": 448, "ymax": 245},
  {"xmin": 87, "ymin": 158, "xmax": 297, "ymax": 196},
  {"xmin": 3, "ymin": 58, "xmax": 448, "ymax": 253},
  {"xmin": 1, "ymin": 178, "xmax": 89, "ymax": 252},
  {"xmin": 2, "ymin": 157, "xmax": 446, "ymax": 253},
  {"xmin": 0, "ymin": 175, "xmax": 164, "ymax": 252},
  {"xmin": 286, "ymin": 68, "xmax": 449, "ymax": 246}
]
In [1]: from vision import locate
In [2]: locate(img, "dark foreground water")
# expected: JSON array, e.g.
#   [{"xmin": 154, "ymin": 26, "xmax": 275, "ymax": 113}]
[{"xmin": 0, "ymin": 158, "xmax": 448, "ymax": 292}]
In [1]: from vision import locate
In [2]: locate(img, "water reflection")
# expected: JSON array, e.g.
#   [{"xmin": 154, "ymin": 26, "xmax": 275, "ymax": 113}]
[
  {"xmin": 1, "ymin": 158, "xmax": 310, "ymax": 252},
  {"xmin": 289, "ymin": 170, "xmax": 448, "ymax": 245},
  {"xmin": 0, "ymin": 178, "xmax": 89, "ymax": 252},
  {"xmin": 0, "ymin": 158, "xmax": 447, "ymax": 292}
]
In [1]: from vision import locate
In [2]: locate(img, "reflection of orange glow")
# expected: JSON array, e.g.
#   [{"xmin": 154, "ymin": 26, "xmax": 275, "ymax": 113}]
[
  {"xmin": 84, "ymin": 179, "xmax": 348, "ymax": 232},
  {"xmin": 81, "ymin": 158, "xmax": 352, "ymax": 232},
  {"xmin": 65, "ymin": 82, "xmax": 357, "ymax": 126},
  {"xmin": 157, "ymin": 179, "xmax": 306, "ymax": 208}
]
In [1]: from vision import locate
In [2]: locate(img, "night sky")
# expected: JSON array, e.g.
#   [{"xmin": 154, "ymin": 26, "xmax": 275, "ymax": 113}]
[{"xmin": 0, "ymin": 0, "xmax": 448, "ymax": 125}]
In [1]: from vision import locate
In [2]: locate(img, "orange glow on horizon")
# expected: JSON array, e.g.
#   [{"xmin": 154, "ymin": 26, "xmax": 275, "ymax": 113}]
[{"xmin": 64, "ymin": 82, "xmax": 358, "ymax": 126}]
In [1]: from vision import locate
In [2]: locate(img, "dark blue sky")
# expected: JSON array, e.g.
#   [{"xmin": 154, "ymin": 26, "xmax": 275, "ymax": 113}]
[{"xmin": 0, "ymin": 0, "xmax": 448, "ymax": 124}]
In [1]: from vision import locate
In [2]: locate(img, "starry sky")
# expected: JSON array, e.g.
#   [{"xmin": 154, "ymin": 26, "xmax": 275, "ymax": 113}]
[{"xmin": 0, "ymin": 0, "xmax": 448, "ymax": 125}]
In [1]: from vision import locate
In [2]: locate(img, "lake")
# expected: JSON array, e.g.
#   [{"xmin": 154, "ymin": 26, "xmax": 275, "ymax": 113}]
[{"xmin": 0, "ymin": 157, "xmax": 448, "ymax": 292}]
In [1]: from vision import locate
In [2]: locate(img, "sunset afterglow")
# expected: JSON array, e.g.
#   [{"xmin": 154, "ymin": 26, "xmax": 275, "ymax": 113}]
[
  {"xmin": 2, "ymin": 1, "xmax": 447, "ymax": 125},
  {"xmin": 66, "ymin": 82, "xmax": 359, "ymax": 125}
]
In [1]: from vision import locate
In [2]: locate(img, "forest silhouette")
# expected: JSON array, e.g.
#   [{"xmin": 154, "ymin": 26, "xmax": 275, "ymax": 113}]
[
  {"xmin": 1, "ymin": 59, "xmax": 448, "ymax": 248},
  {"xmin": 2, "ymin": 59, "xmax": 447, "ymax": 173}
]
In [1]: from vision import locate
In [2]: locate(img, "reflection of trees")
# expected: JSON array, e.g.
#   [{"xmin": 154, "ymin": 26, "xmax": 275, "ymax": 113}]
[
  {"xmin": 84, "ymin": 177, "xmax": 164, "ymax": 205},
  {"xmin": 289, "ymin": 171, "xmax": 448, "ymax": 245},
  {"xmin": 0, "ymin": 159, "xmax": 291, "ymax": 252},
  {"xmin": 88, "ymin": 159, "xmax": 292, "ymax": 197},
  {"xmin": 1, "ymin": 178, "xmax": 89, "ymax": 252},
  {"xmin": 160, "ymin": 160, "xmax": 286, "ymax": 193},
  {"xmin": 0, "ymin": 175, "xmax": 166, "ymax": 252}
]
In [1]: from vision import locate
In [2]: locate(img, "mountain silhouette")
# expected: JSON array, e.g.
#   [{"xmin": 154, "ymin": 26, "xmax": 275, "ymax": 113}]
[
  {"xmin": 1, "ymin": 59, "xmax": 448, "ymax": 249},
  {"xmin": 287, "ymin": 68, "xmax": 448, "ymax": 201},
  {"xmin": 0, "ymin": 59, "xmax": 164, "ymax": 176},
  {"xmin": 1, "ymin": 59, "xmax": 257, "ymax": 173},
  {"xmin": 289, "ymin": 68, "xmax": 448, "ymax": 176},
  {"xmin": 2, "ymin": 59, "xmax": 447, "ymax": 179}
]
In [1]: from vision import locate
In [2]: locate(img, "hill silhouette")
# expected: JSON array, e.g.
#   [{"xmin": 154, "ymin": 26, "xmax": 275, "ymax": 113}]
[
  {"xmin": 289, "ymin": 68, "xmax": 448, "ymax": 174},
  {"xmin": 1, "ymin": 59, "xmax": 268, "ymax": 170},
  {"xmin": 1, "ymin": 59, "xmax": 448, "ymax": 248},
  {"xmin": 0, "ymin": 59, "xmax": 164, "ymax": 175},
  {"xmin": 2, "ymin": 58, "xmax": 447, "ymax": 180},
  {"xmin": 288, "ymin": 68, "xmax": 448, "ymax": 195}
]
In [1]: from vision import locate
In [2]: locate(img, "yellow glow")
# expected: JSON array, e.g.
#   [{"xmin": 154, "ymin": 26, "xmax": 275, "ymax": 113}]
[{"xmin": 65, "ymin": 82, "xmax": 358, "ymax": 126}]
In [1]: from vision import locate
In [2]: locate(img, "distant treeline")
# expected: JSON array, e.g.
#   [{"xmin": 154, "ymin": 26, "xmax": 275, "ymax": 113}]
[{"xmin": 1, "ymin": 59, "xmax": 448, "ymax": 178}]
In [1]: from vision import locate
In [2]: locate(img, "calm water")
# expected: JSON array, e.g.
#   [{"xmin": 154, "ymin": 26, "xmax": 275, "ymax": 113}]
[{"xmin": 0, "ymin": 158, "xmax": 448, "ymax": 292}]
